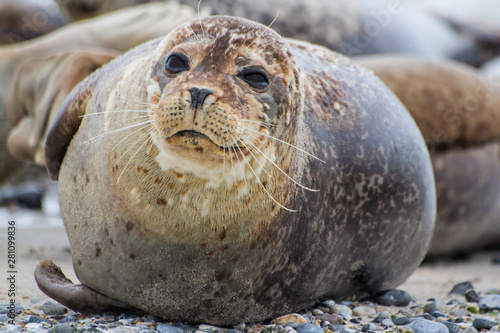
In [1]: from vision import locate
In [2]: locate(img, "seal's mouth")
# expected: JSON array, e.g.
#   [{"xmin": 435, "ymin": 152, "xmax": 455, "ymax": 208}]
[{"xmin": 167, "ymin": 130, "xmax": 245, "ymax": 153}]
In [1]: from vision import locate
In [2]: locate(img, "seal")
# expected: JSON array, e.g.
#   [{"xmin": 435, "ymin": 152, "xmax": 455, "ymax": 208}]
[
  {"xmin": 36, "ymin": 16, "xmax": 436, "ymax": 325},
  {"xmin": 355, "ymin": 55, "xmax": 500, "ymax": 256}
]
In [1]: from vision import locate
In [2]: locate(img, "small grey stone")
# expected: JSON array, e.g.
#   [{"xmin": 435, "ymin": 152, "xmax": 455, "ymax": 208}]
[
  {"xmin": 472, "ymin": 318, "xmax": 499, "ymax": 330},
  {"xmin": 430, "ymin": 311, "xmax": 447, "ymax": 318},
  {"xmin": 463, "ymin": 327, "xmax": 478, "ymax": 333},
  {"xmin": 372, "ymin": 311, "xmax": 391, "ymax": 323},
  {"xmin": 352, "ymin": 306, "xmax": 377, "ymax": 317},
  {"xmin": 42, "ymin": 302, "xmax": 67, "ymax": 316},
  {"xmin": 295, "ymin": 324, "xmax": 324, "ymax": 333},
  {"xmin": 172, "ymin": 324, "xmax": 197, "ymax": 333},
  {"xmin": 409, "ymin": 319, "xmax": 448, "ymax": 333},
  {"xmin": 27, "ymin": 316, "xmax": 45, "ymax": 323},
  {"xmin": 374, "ymin": 290, "xmax": 412, "ymax": 306},
  {"xmin": 0, "ymin": 304, "xmax": 23, "ymax": 314},
  {"xmin": 327, "ymin": 325, "xmax": 344, "ymax": 332},
  {"xmin": 0, "ymin": 315, "xmax": 9, "ymax": 322},
  {"xmin": 59, "ymin": 315, "xmax": 77, "ymax": 323},
  {"xmin": 332, "ymin": 305, "xmax": 352, "ymax": 319},
  {"xmin": 479, "ymin": 294, "xmax": 500, "ymax": 311},
  {"xmin": 423, "ymin": 313, "xmax": 435, "ymax": 320},
  {"xmin": 361, "ymin": 323, "xmax": 375, "ymax": 332},
  {"xmin": 156, "ymin": 324, "xmax": 184, "ymax": 333},
  {"xmin": 224, "ymin": 330, "xmax": 243, "ymax": 333},
  {"xmin": 295, "ymin": 324, "xmax": 323, "ymax": 333},
  {"xmin": 339, "ymin": 328, "xmax": 357, "ymax": 333},
  {"xmin": 449, "ymin": 282, "xmax": 474, "ymax": 296},
  {"xmin": 322, "ymin": 300, "xmax": 336, "ymax": 308},
  {"xmin": 381, "ymin": 319, "xmax": 394, "ymax": 327},
  {"xmin": 393, "ymin": 317, "xmax": 411, "ymax": 326},
  {"xmin": 449, "ymin": 308, "xmax": 470, "ymax": 317},
  {"xmin": 441, "ymin": 321, "xmax": 459, "ymax": 333},
  {"xmin": 424, "ymin": 300, "xmax": 445, "ymax": 314},
  {"xmin": 50, "ymin": 324, "xmax": 76, "ymax": 333}
]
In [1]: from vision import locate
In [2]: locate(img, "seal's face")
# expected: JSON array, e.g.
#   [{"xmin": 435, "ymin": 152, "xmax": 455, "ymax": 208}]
[{"xmin": 146, "ymin": 16, "xmax": 302, "ymax": 187}]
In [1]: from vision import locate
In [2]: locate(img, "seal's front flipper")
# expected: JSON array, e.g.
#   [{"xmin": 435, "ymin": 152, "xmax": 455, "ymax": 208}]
[{"xmin": 34, "ymin": 260, "xmax": 135, "ymax": 315}]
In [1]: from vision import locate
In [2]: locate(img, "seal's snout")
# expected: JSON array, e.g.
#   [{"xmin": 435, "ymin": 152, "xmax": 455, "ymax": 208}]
[{"xmin": 188, "ymin": 87, "xmax": 213, "ymax": 110}]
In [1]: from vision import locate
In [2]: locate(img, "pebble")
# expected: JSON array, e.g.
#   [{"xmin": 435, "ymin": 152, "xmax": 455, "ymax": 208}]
[
  {"xmin": 41, "ymin": 302, "xmax": 67, "ymax": 316},
  {"xmin": 224, "ymin": 330, "xmax": 242, "ymax": 333},
  {"xmin": 472, "ymin": 318, "xmax": 499, "ymax": 330},
  {"xmin": 466, "ymin": 304, "xmax": 479, "ymax": 314},
  {"xmin": 491, "ymin": 325, "xmax": 500, "ymax": 332},
  {"xmin": 50, "ymin": 324, "xmax": 76, "ymax": 333},
  {"xmin": 327, "ymin": 325, "xmax": 344, "ymax": 332},
  {"xmin": 156, "ymin": 324, "xmax": 184, "ymax": 333},
  {"xmin": 295, "ymin": 324, "xmax": 323, "ymax": 333},
  {"xmin": 409, "ymin": 319, "xmax": 448, "ymax": 333},
  {"xmin": 0, "ymin": 304, "xmax": 23, "ymax": 315},
  {"xmin": 315, "ymin": 314, "xmax": 344, "ymax": 325},
  {"xmin": 430, "ymin": 311, "xmax": 447, "ymax": 318},
  {"xmin": 441, "ymin": 321, "xmax": 459, "ymax": 333},
  {"xmin": 479, "ymin": 294, "xmax": 500, "ymax": 311},
  {"xmin": 449, "ymin": 307, "xmax": 470, "ymax": 317},
  {"xmin": 392, "ymin": 317, "xmax": 411, "ymax": 326},
  {"xmin": 339, "ymin": 328, "xmax": 357, "ymax": 333},
  {"xmin": 352, "ymin": 307, "xmax": 376, "ymax": 318},
  {"xmin": 464, "ymin": 290, "xmax": 481, "ymax": 303},
  {"xmin": 424, "ymin": 300, "xmax": 445, "ymax": 314},
  {"xmin": 449, "ymin": 282, "xmax": 475, "ymax": 296},
  {"xmin": 463, "ymin": 327, "xmax": 478, "ymax": 333},
  {"xmin": 372, "ymin": 311, "xmax": 391, "ymax": 324},
  {"xmin": 361, "ymin": 323, "xmax": 375, "ymax": 332},
  {"xmin": 373, "ymin": 290, "xmax": 412, "ymax": 306},
  {"xmin": 331, "ymin": 305, "xmax": 352, "ymax": 320},
  {"xmin": 273, "ymin": 314, "xmax": 308, "ymax": 325}
]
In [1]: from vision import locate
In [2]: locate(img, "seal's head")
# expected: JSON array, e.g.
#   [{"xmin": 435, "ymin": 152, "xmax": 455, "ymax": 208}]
[{"xmin": 145, "ymin": 16, "xmax": 304, "ymax": 189}]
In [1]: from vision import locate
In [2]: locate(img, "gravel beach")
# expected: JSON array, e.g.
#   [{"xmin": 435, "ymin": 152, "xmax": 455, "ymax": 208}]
[{"xmin": 1, "ymin": 178, "xmax": 499, "ymax": 332}]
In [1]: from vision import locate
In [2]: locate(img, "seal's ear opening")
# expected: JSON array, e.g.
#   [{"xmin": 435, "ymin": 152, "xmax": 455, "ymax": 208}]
[{"xmin": 45, "ymin": 80, "xmax": 95, "ymax": 181}]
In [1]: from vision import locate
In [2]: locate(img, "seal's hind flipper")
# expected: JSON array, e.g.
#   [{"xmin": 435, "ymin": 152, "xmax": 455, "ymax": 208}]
[{"xmin": 34, "ymin": 260, "xmax": 134, "ymax": 315}]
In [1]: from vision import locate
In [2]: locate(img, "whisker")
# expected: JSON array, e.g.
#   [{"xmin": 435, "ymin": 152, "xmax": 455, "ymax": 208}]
[
  {"xmin": 197, "ymin": 0, "xmax": 205, "ymax": 36},
  {"xmin": 240, "ymin": 119, "xmax": 276, "ymax": 128},
  {"xmin": 230, "ymin": 134, "xmax": 296, "ymax": 213},
  {"xmin": 112, "ymin": 123, "xmax": 151, "ymax": 151},
  {"xmin": 117, "ymin": 134, "xmax": 153, "ymax": 184},
  {"xmin": 244, "ymin": 138, "xmax": 319, "ymax": 192},
  {"xmin": 83, "ymin": 120, "xmax": 152, "ymax": 144},
  {"xmin": 245, "ymin": 11, "xmax": 279, "ymax": 51},
  {"xmin": 116, "ymin": 129, "xmax": 152, "ymax": 165},
  {"xmin": 80, "ymin": 110, "xmax": 150, "ymax": 118},
  {"xmin": 243, "ymin": 127, "xmax": 326, "ymax": 163}
]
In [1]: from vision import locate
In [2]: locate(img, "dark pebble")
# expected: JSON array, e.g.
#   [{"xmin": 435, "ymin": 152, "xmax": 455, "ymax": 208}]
[
  {"xmin": 423, "ymin": 313, "xmax": 435, "ymax": 320},
  {"xmin": 449, "ymin": 281, "xmax": 474, "ymax": 296},
  {"xmin": 172, "ymin": 323, "xmax": 197, "ymax": 333},
  {"xmin": 393, "ymin": 317, "xmax": 411, "ymax": 326},
  {"xmin": 350, "ymin": 318, "xmax": 361, "ymax": 324},
  {"xmin": 42, "ymin": 302, "xmax": 68, "ymax": 316},
  {"xmin": 27, "ymin": 315, "xmax": 45, "ymax": 323},
  {"xmin": 361, "ymin": 323, "xmax": 375, "ymax": 332},
  {"xmin": 424, "ymin": 300, "xmax": 444, "ymax": 314},
  {"xmin": 492, "ymin": 256, "xmax": 500, "ymax": 265},
  {"xmin": 0, "ymin": 303, "xmax": 23, "ymax": 314},
  {"xmin": 442, "ymin": 321, "xmax": 459, "ymax": 333},
  {"xmin": 431, "ymin": 311, "xmax": 447, "ymax": 318},
  {"xmin": 373, "ymin": 289, "xmax": 412, "ymax": 306},
  {"xmin": 372, "ymin": 311, "xmax": 391, "ymax": 323},
  {"xmin": 50, "ymin": 324, "xmax": 76, "ymax": 333},
  {"xmin": 328, "ymin": 325, "xmax": 345, "ymax": 332},
  {"xmin": 156, "ymin": 324, "xmax": 184, "ymax": 333},
  {"xmin": 409, "ymin": 319, "xmax": 448, "ymax": 333},
  {"xmin": 472, "ymin": 318, "xmax": 499, "ymax": 330},
  {"xmin": 465, "ymin": 290, "xmax": 481, "ymax": 303},
  {"xmin": 479, "ymin": 294, "xmax": 500, "ymax": 311},
  {"xmin": 296, "ymin": 323, "xmax": 323, "ymax": 333}
]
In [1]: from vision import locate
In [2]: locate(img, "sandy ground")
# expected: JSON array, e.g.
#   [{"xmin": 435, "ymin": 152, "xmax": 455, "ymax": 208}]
[{"xmin": 1, "ymin": 210, "xmax": 499, "ymax": 308}]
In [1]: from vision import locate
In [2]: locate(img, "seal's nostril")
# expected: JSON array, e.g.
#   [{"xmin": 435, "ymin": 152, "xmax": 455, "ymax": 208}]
[{"xmin": 188, "ymin": 87, "xmax": 213, "ymax": 110}]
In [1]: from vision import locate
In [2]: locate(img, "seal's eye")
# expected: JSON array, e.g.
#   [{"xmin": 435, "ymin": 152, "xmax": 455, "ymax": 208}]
[
  {"xmin": 165, "ymin": 53, "xmax": 190, "ymax": 73},
  {"xmin": 238, "ymin": 67, "xmax": 269, "ymax": 89}
]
